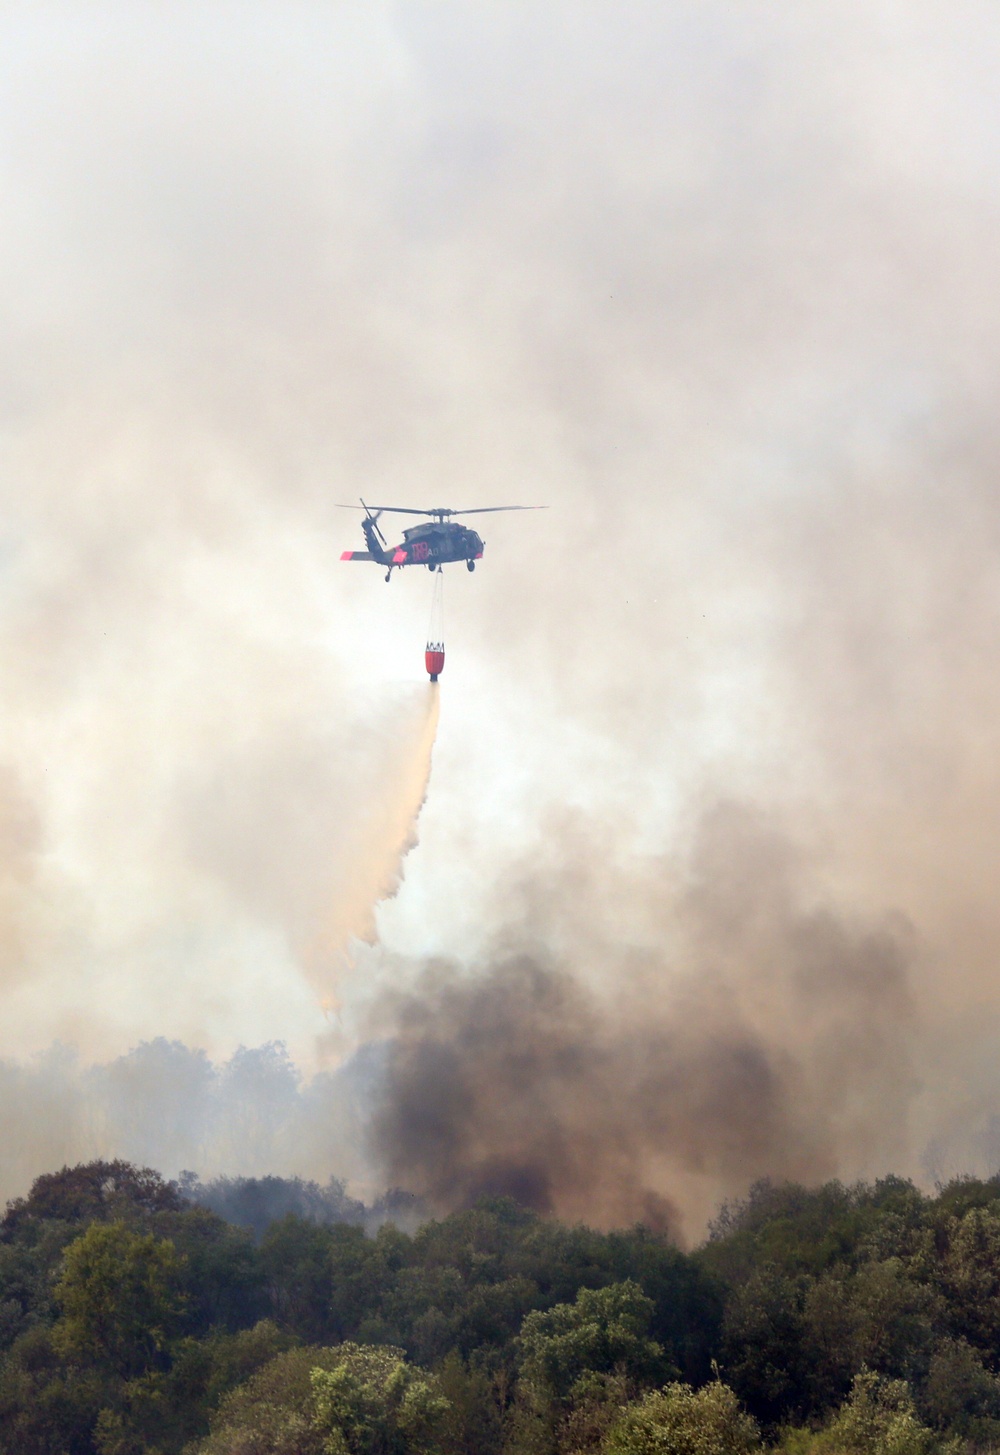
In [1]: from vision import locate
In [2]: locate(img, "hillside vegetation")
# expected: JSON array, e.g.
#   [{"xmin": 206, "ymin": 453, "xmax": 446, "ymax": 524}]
[{"xmin": 2, "ymin": 1163, "xmax": 1000, "ymax": 1454}]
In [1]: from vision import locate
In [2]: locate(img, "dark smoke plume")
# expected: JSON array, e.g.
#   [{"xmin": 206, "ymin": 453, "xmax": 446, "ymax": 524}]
[{"xmin": 365, "ymin": 804, "xmax": 918, "ymax": 1241}]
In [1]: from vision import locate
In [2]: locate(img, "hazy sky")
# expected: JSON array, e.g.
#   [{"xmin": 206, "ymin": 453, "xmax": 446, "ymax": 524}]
[{"xmin": 4, "ymin": 2, "xmax": 1000, "ymax": 1225}]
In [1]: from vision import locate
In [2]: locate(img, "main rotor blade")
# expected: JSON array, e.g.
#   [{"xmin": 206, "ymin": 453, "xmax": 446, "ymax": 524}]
[
  {"xmin": 335, "ymin": 505, "xmax": 439, "ymax": 516},
  {"xmin": 333, "ymin": 503, "xmax": 427, "ymax": 515},
  {"xmin": 334, "ymin": 504, "xmax": 548, "ymax": 516},
  {"xmin": 441, "ymin": 506, "xmax": 548, "ymax": 515}
]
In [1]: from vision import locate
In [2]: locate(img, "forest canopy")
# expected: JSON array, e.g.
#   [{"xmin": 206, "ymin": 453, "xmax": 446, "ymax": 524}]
[{"xmin": 3, "ymin": 1163, "xmax": 1000, "ymax": 1454}]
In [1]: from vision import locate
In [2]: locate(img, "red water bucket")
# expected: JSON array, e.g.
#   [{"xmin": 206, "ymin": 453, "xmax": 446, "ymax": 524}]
[{"xmin": 425, "ymin": 643, "xmax": 445, "ymax": 681}]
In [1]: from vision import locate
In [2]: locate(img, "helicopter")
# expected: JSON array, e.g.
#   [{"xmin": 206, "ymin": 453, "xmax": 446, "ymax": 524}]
[{"xmin": 339, "ymin": 501, "xmax": 545, "ymax": 581}]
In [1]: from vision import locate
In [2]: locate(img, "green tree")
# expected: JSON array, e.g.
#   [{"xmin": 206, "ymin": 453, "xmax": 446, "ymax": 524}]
[
  {"xmin": 325, "ymin": 1223, "xmax": 403, "ymax": 1344},
  {"xmin": 602, "ymin": 1380, "xmax": 759, "ymax": 1455},
  {"xmin": 310, "ymin": 1344, "xmax": 451, "ymax": 1455},
  {"xmin": 435, "ymin": 1350, "xmax": 505, "ymax": 1455},
  {"xmin": 153, "ymin": 1205, "xmax": 266, "ymax": 1335},
  {"xmin": 919, "ymin": 1338, "xmax": 1000, "ymax": 1440},
  {"xmin": 808, "ymin": 1370, "xmax": 943, "ymax": 1455},
  {"xmin": 794, "ymin": 1259, "xmax": 938, "ymax": 1415},
  {"xmin": 519, "ymin": 1281, "xmax": 667, "ymax": 1404},
  {"xmin": 88, "ymin": 1319, "xmax": 296, "ymax": 1454},
  {"xmin": 2, "ymin": 1160, "xmax": 184, "ymax": 1236},
  {"xmin": 0, "ymin": 1232, "xmax": 69, "ymax": 1354},
  {"xmin": 934, "ymin": 1207, "xmax": 1000, "ymax": 1351},
  {"xmin": 52, "ymin": 1220, "xmax": 186, "ymax": 1378},
  {"xmin": 846, "ymin": 1261, "xmax": 938, "ymax": 1379},
  {"xmin": 717, "ymin": 1269, "xmax": 808, "ymax": 1423},
  {"xmin": 702, "ymin": 1180, "xmax": 926, "ymax": 1289},
  {"xmin": 513, "ymin": 1282, "xmax": 671, "ymax": 1455},
  {"xmin": 192, "ymin": 1343, "xmax": 451, "ymax": 1455},
  {"xmin": 261, "ymin": 1215, "xmax": 345, "ymax": 1343},
  {"xmin": 0, "ymin": 1323, "xmax": 109, "ymax": 1455}
]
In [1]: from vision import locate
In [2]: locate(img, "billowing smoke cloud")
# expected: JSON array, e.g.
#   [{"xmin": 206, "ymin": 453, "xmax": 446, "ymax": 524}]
[
  {"xmin": 365, "ymin": 803, "xmax": 918, "ymax": 1241},
  {"xmin": 3, "ymin": 4, "xmax": 1000, "ymax": 1231}
]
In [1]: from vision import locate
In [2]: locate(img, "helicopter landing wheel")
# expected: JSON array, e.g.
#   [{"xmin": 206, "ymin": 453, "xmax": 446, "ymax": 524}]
[
  {"xmin": 428, "ymin": 563, "xmax": 436, "ymax": 572},
  {"xmin": 467, "ymin": 559, "xmax": 475, "ymax": 572},
  {"xmin": 384, "ymin": 571, "xmax": 392, "ymax": 583}
]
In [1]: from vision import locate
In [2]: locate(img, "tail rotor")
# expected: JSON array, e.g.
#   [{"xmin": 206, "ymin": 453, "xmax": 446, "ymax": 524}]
[{"xmin": 360, "ymin": 498, "xmax": 387, "ymax": 549}]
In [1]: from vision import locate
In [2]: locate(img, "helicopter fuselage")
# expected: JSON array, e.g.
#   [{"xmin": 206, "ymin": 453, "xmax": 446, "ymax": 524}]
[
  {"xmin": 398, "ymin": 520, "xmax": 484, "ymax": 565},
  {"xmin": 342, "ymin": 516, "xmax": 484, "ymax": 574}
]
